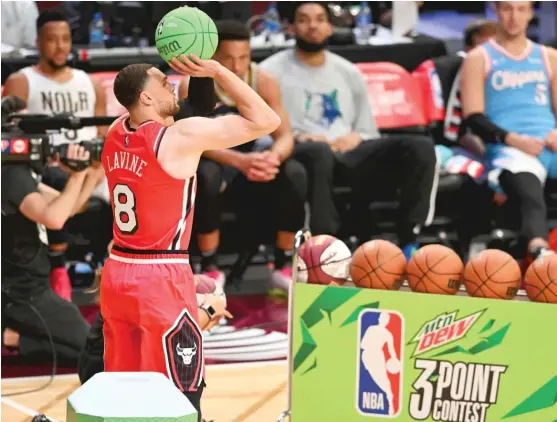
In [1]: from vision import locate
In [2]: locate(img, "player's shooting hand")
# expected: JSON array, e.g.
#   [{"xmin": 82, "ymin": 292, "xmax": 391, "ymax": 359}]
[
  {"xmin": 169, "ymin": 54, "xmax": 220, "ymax": 79},
  {"xmin": 544, "ymin": 130, "xmax": 557, "ymax": 152},
  {"xmin": 331, "ymin": 133, "xmax": 362, "ymax": 153},
  {"xmin": 505, "ymin": 132, "xmax": 544, "ymax": 156}
]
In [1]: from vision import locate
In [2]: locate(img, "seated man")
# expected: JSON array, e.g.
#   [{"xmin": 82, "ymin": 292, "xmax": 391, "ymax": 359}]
[
  {"xmin": 461, "ymin": 1, "xmax": 557, "ymax": 260},
  {"xmin": 178, "ymin": 20, "xmax": 307, "ymax": 293},
  {"xmin": 259, "ymin": 1, "xmax": 438, "ymax": 256}
]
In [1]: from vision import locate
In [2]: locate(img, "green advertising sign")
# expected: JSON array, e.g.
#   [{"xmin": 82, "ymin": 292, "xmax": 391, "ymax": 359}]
[{"xmin": 292, "ymin": 284, "xmax": 557, "ymax": 422}]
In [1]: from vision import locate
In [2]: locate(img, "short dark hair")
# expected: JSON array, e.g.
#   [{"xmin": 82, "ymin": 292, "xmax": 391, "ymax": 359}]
[
  {"xmin": 464, "ymin": 19, "xmax": 497, "ymax": 48},
  {"xmin": 37, "ymin": 10, "xmax": 69, "ymax": 33},
  {"xmin": 216, "ymin": 20, "xmax": 250, "ymax": 42},
  {"xmin": 113, "ymin": 64, "xmax": 153, "ymax": 109},
  {"xmin": 290, "ymin": 2, "xmax": 332, "ymax": 24}
]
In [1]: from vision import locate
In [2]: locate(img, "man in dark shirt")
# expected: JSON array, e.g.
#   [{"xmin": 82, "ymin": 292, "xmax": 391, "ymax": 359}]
[{"xmin": 2, "ymin": 144, "xmax": 104, "ymax": 364}]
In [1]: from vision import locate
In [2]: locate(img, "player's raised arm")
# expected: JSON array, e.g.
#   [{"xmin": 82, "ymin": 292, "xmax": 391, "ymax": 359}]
[{"xmin": 164, "ymin": 55, "xmax": 281, "ymax": 153}]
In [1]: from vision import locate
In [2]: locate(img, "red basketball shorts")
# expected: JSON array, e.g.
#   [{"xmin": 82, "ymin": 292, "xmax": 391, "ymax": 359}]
[{"xmin": 100, "ymin": 250, "xmax": 204, "ymax": 392}]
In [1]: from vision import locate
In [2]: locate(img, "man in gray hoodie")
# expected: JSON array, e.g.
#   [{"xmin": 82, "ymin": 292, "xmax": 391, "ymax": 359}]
[{"xmin": 260, "ymin": 2, "xmax": 438, "ymax": 257}]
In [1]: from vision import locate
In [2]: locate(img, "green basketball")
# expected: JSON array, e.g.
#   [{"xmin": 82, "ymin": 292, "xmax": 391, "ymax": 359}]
[{"xmin": 155, "ymin": 7, "xmax": 218, "ymax": 62}]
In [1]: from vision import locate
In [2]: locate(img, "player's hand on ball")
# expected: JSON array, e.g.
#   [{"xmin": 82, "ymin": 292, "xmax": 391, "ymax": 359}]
[
  {"xmin": 545, "ymin": 130, "xmax": 557, "ymax": 152},
  {"xmin": 169, "ymin": 54, "xmax": 221, "ymax": 78}
]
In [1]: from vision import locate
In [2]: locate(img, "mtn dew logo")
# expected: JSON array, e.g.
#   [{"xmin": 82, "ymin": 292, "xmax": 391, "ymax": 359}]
[{"xmin": 410, "ymin": 310, "xmax": 484, "ymax": 357}]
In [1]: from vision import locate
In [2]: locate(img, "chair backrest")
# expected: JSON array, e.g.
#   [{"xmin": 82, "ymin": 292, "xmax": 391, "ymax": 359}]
[
  {"xmin": 412, "ymin": 59, "xmax": 446, "ymax": 125},
  {"xmin": 415, "ymin": 55, "xmax": 467, "ymax": 145},
  {"xmin": 356, "ymin": 62, "xmax": 428, "ymax": 131},
  {"xmin": 89, "ymin": 72, "xmax": 184, "ymax": 117}
]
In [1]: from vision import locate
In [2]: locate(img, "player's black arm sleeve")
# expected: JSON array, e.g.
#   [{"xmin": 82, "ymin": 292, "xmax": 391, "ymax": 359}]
[
  {"xmin": 176, "ymin": 77, "xmax": 216, "ymax": 120},
  {"xmin": 465, "ymin": 113, "xmax": 509, "ymax": 144}
]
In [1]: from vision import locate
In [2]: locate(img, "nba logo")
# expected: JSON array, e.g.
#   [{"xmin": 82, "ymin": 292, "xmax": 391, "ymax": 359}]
[{"xmin": 356, "ymin": 309, "xmax": 404, "ymax": 417}]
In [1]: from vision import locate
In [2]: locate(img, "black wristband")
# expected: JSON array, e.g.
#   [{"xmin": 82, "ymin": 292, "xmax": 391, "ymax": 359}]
[
  {"xmin": 188, "ymin": 77, "xmax": 216, "ymax": 115},
  {"xmin": 465, "ymin": 113, "xmax": 509, "ymax": 144},
  {"xmin": 198, "ymin": 306, "xmax": 211, "ymax": 320}
]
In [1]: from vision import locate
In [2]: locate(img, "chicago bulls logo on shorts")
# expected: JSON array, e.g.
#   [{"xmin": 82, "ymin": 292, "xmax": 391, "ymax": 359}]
[{"xmin": 163, "ymin": 309, "xmax": 204, "ymax": 392}]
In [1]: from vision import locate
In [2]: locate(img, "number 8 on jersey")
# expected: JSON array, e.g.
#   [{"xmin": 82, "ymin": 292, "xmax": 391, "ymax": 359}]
[{"xmin": 113, "ymin": 184, "xmax": 138, "ymax": 234}]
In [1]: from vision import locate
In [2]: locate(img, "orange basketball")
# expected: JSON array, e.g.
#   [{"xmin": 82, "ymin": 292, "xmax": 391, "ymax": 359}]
[
  {"xmin": 524, "ymin": 254, "xmax": 557, "ymax": 303},
  {"xmin": 407, "ymin": 244, "xmax": 463, "ymax": 294},
  {"xmin": 350, "ymin": 240, "xmax": 406, "ymax": 290},
  {"xmin": 462, "ymin": 249, "xmax": 521, "ymax": 299}
]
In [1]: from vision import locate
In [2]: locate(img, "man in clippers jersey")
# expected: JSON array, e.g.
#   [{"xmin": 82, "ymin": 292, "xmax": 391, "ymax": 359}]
[
  {"xmin": 101, "ymin": 55, "xmax": 280, "ymax": 418},
  {"xmin": 461, "ymin": 1, "xmax": 557, "ymax": 261},
  {"xmin": 2, "ymin": 10, "xmax": 108, "ymax": 300}
]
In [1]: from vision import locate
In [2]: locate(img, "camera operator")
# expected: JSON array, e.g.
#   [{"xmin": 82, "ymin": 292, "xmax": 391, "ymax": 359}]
[
  {"xmin": 2, "ymin": 10, "xmax": 108, "ymax": 301},
  {"xmin": 1, "ymin": 145, "xmax": 105, "ymax": 365}
]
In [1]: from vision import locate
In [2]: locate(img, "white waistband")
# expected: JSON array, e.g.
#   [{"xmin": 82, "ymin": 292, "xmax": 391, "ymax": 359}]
[{"xmin": 109, "ymin": 253, "xmax": 190, "ymax": 265}]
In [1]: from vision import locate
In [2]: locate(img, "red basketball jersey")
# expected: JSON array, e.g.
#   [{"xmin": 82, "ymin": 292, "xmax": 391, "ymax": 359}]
[{"xmin": 102, "ymin": 117, "xmax": 196, "ymax": 251}]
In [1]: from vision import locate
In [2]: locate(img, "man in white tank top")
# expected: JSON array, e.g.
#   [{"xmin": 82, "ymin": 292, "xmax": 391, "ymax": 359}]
[{"xmin": 3, "ymin": 10, "xmax": 109, "ymax": 300}]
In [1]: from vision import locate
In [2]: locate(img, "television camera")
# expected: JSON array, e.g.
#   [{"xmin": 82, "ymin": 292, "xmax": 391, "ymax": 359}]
[{"xmin": 1, "ymin": 96, "xmax": 117, "ymax": 172}]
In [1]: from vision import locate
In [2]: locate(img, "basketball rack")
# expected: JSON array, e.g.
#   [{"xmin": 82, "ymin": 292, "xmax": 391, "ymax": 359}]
[{"xmin": 275, "ymin": 229, "xmax": 534, "ymax": 421}]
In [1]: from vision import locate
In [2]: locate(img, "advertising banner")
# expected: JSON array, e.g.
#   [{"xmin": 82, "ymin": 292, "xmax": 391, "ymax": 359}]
[{"xmin": 292, "ymin": 284, "xmax": 557, "ymax": 421}]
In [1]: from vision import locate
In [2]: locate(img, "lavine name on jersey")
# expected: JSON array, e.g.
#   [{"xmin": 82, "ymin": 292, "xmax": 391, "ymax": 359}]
[
  {"xmin": 105, "ymin": 150, "xmax": 147, "ymax": 178},
  {"xmin": 409, "ymin": 359, "xmax": 506, "ymax": 422},
  {"xmin": 410, "ymin": 310, "xmax": 483, "ymax": 356}
]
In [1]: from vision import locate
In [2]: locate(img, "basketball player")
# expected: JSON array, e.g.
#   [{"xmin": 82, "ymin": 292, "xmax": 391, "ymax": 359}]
[
  {"xmin": 101, "ymin": 55, "xmax": 280, "ymax": 418},
  {"xmin": 461, "ymin": 1, "xmax": 557, "ymax": 260},
  {"xmin": 178, "ymin": 20, "xmax": 306, "ymax": 292},
  {"xmin": 360, "ymin": 313, "xmax": 399, "ymax": 416},
  {"xmin": 2, "ymin": 10, "xmax": 108, "ymax": 300}
]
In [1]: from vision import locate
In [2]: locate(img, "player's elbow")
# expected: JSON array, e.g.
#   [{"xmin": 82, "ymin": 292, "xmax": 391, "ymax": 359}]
[{"xmin": 257, "ymin": 109, "xmax": 281, "ymax": 136}]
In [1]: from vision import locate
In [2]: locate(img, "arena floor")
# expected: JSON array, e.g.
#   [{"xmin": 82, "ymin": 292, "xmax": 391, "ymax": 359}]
[
  {"xmin": 1, "ymin": 266, "xmax": 291, "ymax": 422},
  {"xmin": 1, "ymin": 361, "xmax": 288, "ymax": 422}
]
